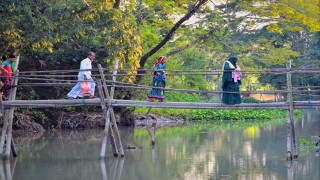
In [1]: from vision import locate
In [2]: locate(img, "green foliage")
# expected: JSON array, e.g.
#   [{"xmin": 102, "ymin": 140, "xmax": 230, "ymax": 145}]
[
  {"xmin": 240, "ymin": 0, "xmax": 320, "ymax": 33},
  {"xmin": 190, "ymin": 109, "xmax": 287, "ymax": 121},
  {"xmin": 140, "ymin": 24, "xmax": 161, "ymax": 53},
  {"xmin": 299, "ymin": 137, "xmax": 310, "ymax": 149},
  {"xmin": 166, "ymin": 92, "xmax": 199, "ymax": 102},
  {"xmin": 299, "ymin": 137, "xmax": 312, "ymax": 157},
  {"xmin": 26, "ymin": 110, "xmax": 49, "ymax": 124},
  {"xmin": 190, "ymin": 108, "xmax": 303, "ymax": 121},
  {"xmin": 65, "ymin": 106, "xmax": 75, "ymax": 111}
]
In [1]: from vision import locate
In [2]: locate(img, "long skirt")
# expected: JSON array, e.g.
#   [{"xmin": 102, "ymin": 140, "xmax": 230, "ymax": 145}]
[
  {"xmin": 0, "ymin": 77, "xmax": 12, "ymax": 100},
  {"xmin": 67, "ymin": 75, "xmax": 96, "ymax": 98},
  {"xmin": 148, "ymin": 75, "xmax": 166, "ymax": 101},
  {"xmin": 222, "ymin": 81, "xmax": 241, "ymax": 104}
]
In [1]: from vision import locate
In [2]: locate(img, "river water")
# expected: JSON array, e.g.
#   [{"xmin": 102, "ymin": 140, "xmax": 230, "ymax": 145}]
[{"xmin": 3, "ymin": 110, "xmax": 320, "ymax": 180}]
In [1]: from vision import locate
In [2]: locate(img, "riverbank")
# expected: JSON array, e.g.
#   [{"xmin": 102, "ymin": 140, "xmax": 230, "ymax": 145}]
[
  {"xmin": 4, "ymin": 108, "xmax": 303, "ymax": 133},
  {"xmin": 6, "ymin": 110, "xmax": 185, "ymax": 133}
]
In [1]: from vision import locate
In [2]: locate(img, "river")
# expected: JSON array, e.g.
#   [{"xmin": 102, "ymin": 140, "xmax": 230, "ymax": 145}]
[{"xmin": 2, "ymin": 110, "xmax": 320, "ymax": 180}]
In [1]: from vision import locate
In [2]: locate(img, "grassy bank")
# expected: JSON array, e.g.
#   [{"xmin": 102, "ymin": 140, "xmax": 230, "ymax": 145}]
[
  {"xmin": 134, "ymin": 107, "xmax": 303, "ymax": 121},
  {"xmin": 134, "ymin": 96, "xmax": 303, "ymax": 121}
]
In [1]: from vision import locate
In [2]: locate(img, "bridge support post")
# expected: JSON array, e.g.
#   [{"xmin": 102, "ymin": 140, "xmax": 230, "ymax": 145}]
[
  {"xmin": 0, "ymin": 56, "xmax": 19, "ymax": 159},
  {"xmin": 97, "ymin": 80, "xmax": 114, "ymax": 158},
  {"xmin": 98, "ymin": 62, "xmax": 124, "ymax": 158},
  {"xmin": 286, "ymin": 60, "xmax": 297, "ymax": 161}
]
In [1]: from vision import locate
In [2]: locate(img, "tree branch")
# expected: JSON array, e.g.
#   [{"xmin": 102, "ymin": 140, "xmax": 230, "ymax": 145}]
[
  {"xmin": 114, "ymin": 0, "xmax": 120, "ymax": 9},
  {"xmin": 138, "ymin": 0, "xmax": 208, "ymax": 69}
]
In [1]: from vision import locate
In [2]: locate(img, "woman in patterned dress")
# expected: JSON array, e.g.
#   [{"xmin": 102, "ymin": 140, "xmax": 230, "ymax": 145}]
[{"xmin": 147, "ymin": 56, "xmax": 167, "ymax": 102}]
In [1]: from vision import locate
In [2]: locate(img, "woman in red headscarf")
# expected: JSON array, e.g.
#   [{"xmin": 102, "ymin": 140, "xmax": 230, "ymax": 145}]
[{"xmin": 147, "ymin": 56, "xmax": 167, "ymax": 102}]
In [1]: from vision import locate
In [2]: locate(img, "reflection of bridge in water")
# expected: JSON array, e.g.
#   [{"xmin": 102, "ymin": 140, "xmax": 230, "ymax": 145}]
[{"xmin": 1, "ymin": 58, "xmax": 320, "ymax": 161}]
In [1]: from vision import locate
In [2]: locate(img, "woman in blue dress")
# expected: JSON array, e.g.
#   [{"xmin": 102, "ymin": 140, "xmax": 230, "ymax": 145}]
[{"xmin": 147, "ymin": 56, "xmax": 167, "ymax": 102}]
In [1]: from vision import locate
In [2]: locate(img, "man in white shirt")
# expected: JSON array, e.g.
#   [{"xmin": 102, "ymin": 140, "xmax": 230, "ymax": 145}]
[{"xmin": 67, "ymin": 52, "xmax": 96, "ymax": 99}]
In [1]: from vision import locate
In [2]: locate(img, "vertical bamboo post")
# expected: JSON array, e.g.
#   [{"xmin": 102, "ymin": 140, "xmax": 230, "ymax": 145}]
[
  {"xmin": 4, "ymin": 55, "xmax": 20, "ymax": 159},
  {"xmin": 98, "ymin": 64, "xmax": 124, "ymax": 157},
  {"xmin": 0, "ymin": 55, "xmax": 19, "ymax": 158},
  {"xmin": 97, "ymin": 66, "xmax": 119, "ymax": 157},
  {"xmin": 110, "ymin": 59, "xmax": 119, "ymax": 99},
  {"xmin": 109, "ymin": 60, "xmax": 124, "ymax": 157},
  {"xmin": 151, "ymin": 123, "xmax": 156, "ymax": 145},
  {"xmin": 4, "ymin": 71, "xmax": 19, "ymax": 159},
  {"xmin": 97, "ymin": 66, "xmax": 117, "ymax": 159},
  {"xmin": 0, "ymin": 93, "xmax": 3, "ymax": 117},
  {"xmin": 98, "ymin": 62, "xmax": 124, "ymax": 157},
  {"xmin": 97, "ymin": 80, "xmax": 112, "ymax": 159},
  {"xmin": 286, "ymin": 60, "xmax": 294, "ymax": 161},
  {"xmin": 108, "ymin": 126, "xmax": 118, "ymax": 157},
  {"xmin": 0, "ymin": 95, "xmax": 6, "ymax": 154},
  {"xmin": 109, "ymin": 108, "xmax": 124, "ymax": 157}
]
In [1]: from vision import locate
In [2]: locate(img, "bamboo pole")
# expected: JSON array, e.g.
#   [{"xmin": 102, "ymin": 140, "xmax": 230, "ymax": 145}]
[
  {"xmin": 288, "ymin": 61, "xmax": 298, "ymax": 159},
  {"xmin": 110, "ymin": 60, "xmax": 119, "ymax": 99},
  {"xmin": 4, "ymin": 99, "xmax": 320, "ymax": 109},
  {"xmin": 4, "ymin": 69, "xmax": 19, "ymax": 159},
  {"xmin": 0, "ymin": 93, "xmax": 3, "ymax": 117},
  {"xmin": 98, "ymin": 64, "xmax": 120, "ymax": 157},
  {"xmin": 0, "ymin": 56, "xmax": 19, "ymax": 159},
  {"xmin": 109, "ymin": 60, "xmax": 124, "ymax": 157},
  {"xmin": 97, "ymin": 80, "xmax": 112, "ymax": 159},
  {"xmin": 109, "ymin": 108, "xmax": 124, "ymax": 157},
  {"xmin": 147, "ymin": 122, "xmax": 157, "ymax": 145},
  {"xmin": 108, "ymin": 125, "xmax": 119, "ymax": 157},
  {"xmin": 98, "ymin": 63, "xmax": 124, "ymax": 157},
  {"xmin": 286, "ymin": 60, "xmax": 294, "ymax": 161},
  {"xmin": 0, "ymin": 97, "xmax": 7, "ymax": 155},
  {"xmin": 97, "ymin": 66, "xmax": 119, "ymax": 157}
]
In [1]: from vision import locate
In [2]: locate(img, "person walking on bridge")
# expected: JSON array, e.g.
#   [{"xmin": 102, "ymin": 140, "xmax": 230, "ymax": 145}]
[
  {"xmin": 147, "ymin": 56, "xmax": 167, "ymax": 102},
  {"xmin": 67, "ymin": 52, "xmax": 96, "ymax": 99},
  {"xmin": 0, "ymin": 54, "xmax": 16, "ymax": 100},
  {"xmin": 222, "ymin": 56, "xmax": 242, "ymax": 104}
]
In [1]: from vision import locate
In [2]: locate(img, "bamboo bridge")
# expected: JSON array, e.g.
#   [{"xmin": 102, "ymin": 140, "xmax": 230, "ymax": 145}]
[{"xmin": 0, "ymin": 57, "xmax": 320, "ymax": 161}]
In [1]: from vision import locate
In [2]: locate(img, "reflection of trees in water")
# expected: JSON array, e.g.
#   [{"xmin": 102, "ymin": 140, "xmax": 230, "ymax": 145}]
[
  {"xmin": 13, "ymin": 130, "xmax": 104, "ymax": 160},
  {"xmin": 129, "ymin": 121, "xmax": 319, "ymax": 180},
  {"xmin": 8, "ymin": 116, "xmax": 320, "ymax": 179},
  {"xmin": 13, "ymin": 131, "xmax": 45, "ymax": 156}
]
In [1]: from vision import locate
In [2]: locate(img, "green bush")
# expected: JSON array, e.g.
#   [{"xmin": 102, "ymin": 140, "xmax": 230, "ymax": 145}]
[{"xmin": 190, "ymin": 109, "xmax": 288, "ymax": 121}]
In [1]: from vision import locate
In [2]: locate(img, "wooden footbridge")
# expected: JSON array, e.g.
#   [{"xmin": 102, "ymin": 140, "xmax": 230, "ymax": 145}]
[{"xmin": 0, "ymin": 58, "xmax": 319, "ymax": 161}]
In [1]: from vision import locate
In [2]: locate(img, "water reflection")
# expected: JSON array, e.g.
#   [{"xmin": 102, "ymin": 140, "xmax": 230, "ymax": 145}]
[
  {"xmin": 5, "ymin": 110, "xmax": 320, "ymax": 179},
  {"xmin": 0, "ymin": 159, "xmax": 17, "ymax": 180},
  {"xmin": 100, "ymin": 158, "xmax": 124, "ymax": 180}
]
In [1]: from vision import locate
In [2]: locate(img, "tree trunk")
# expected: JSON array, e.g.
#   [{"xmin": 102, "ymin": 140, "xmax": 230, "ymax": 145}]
[
  {"xmin": 114, "ymin": 0, "xmax": 120, "ymax": 9},
  {"xmin": 136, "ymin": 0, "xmax": 143, "ymax": 35},
  {"xmin": 135, "ymin": 0, "xmax": 208, "ymax": 83}
]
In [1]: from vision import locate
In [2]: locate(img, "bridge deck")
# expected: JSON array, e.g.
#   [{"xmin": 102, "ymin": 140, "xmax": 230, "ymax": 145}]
[{"xmin": 2, "ymin": 99, "xmax": 320, "ymax": 109}]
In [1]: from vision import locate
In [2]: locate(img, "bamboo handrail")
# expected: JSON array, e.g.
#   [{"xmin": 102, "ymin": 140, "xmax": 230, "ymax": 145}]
[{"xmin": 15, "ymin": 67, "xmax": 320, "ymax": 75}]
